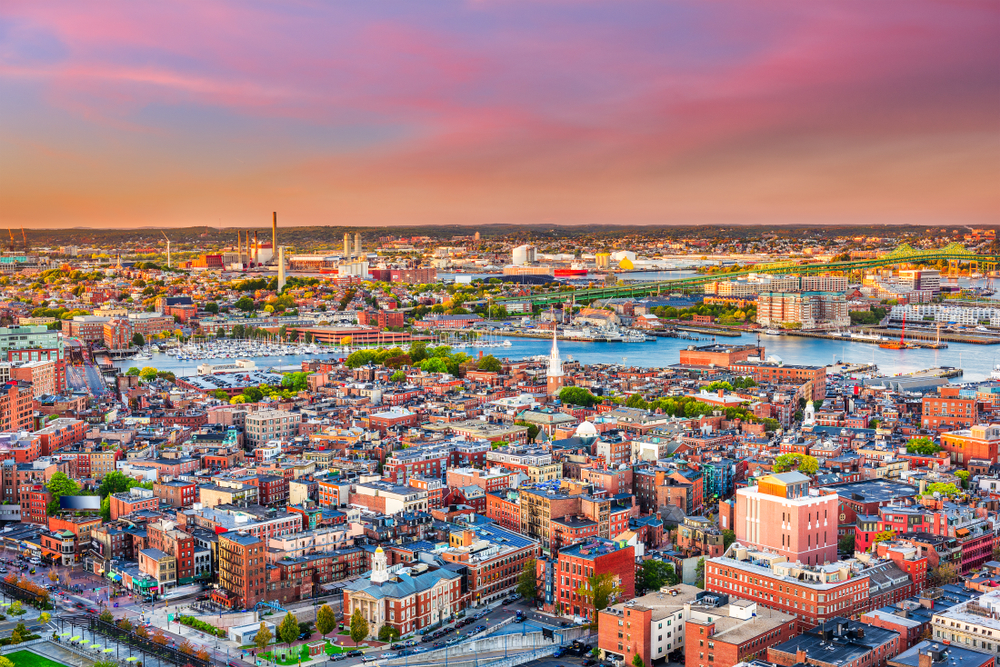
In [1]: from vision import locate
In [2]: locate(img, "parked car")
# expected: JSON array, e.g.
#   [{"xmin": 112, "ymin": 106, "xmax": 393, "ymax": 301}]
[
  {"xmin": 346, "ymin": 650, "xmax": 363, "ymax": 657},
  {"xmin": 330, "ymin": 654, "xmax": 347, "ymax": 662},
  {"xmin": 554, "ymin": 649, "xmax": 564, "ymax": 658}
]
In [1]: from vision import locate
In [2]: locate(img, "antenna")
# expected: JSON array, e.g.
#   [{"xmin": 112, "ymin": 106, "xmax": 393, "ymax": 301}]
[{"xmin": 161, "ymin": 231, "xmax": 171, "ymax": 268}]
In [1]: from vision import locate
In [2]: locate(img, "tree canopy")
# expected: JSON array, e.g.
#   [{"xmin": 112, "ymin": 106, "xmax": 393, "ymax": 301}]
[
  {"xmin": 906, "ymin": 437, "xmax": 941, "ymax": 456},
  {"xmin": 773, "ymin": 453, "xmax": 819, "ymax": 475},
  {"xmin": 559, "ymin": 386, "xmax": 600, "ymax": 407},
  {"xmin": 350, "ymin": 608, "xmax": 369, "ymax": 646},
  {"xmin": 45, "ymin": 472, "xmax": 81, "ymax": 515}
]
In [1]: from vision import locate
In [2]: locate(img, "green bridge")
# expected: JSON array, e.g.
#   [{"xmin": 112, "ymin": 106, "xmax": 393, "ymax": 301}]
[{"xmin": 496, "ymin": 243, "xmax": 1000, "ymax": 306}]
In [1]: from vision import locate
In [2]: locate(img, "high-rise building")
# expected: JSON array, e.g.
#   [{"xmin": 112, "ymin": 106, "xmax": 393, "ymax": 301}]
[
  {"xmin": 735, "ymin": 472, "xmax": 838, "ymax": 566},
  {"xmin": 756, "ymin": 292, "xmax": 850, "ymax": 330},
  {"xmin": 217, "ymin": 531, "xmax": 266, "ymax": 609}
]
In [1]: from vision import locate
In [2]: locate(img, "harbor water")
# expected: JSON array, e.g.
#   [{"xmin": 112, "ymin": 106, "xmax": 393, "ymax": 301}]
[{"xmin": 114, "ymin": 333, "xmax": 999, "ymax": 382}]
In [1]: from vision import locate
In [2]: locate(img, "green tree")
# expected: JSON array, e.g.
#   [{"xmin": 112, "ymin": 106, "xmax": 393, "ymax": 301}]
[
  {"xmin": 99, "ymin": 470, "xmax": 137, "ymax": 498},
  {"xmin": 316, "ymin": 604, "xmax": 336, "ymax": 640},
  {"xmin": 695, "ymin": 557, "xmax": 706, "ymax": 589},
  {"xmin": 281, "ymin": 372, "xmax": 309, "ymax": 392},
  {"xmin": 637, "ymin": 559, "xmax": 678, "ymax": 593},
  {"xmin": 924, "ymin": 482, "xmax": 961, "ymax": 498},
  {"xmin": 242, "ymin": 386, "xmax": 264, "ymax": 403},
  {"xmin": 98, "ymin": 608, "xmax": 114, "ymax": 623},
  {"xmin": 838, "ymin": 533, "xmax": 855, "ymax": 553},
  {"xmin": 559, "ymin": 386, "xmax": 599, "ymax": 407},
  {"xmin": 955, "ymin": 470, "xmax": 970, "ymax": 489},
  {"xmin": 477, "ymin": 355, "xmax": 503, "ymax": 373},
  {"xmin": 9, "ymin": 622, "xmax": 26, "ymax": 644},
  {"xmin": 722, "ymin": 529, "xmax": 736, "ymax": 550},
  {"xmin": 906, "ymin": 437, "xmax": 941, "ymax": 455},
  {"xmin": 378, "ymin": 625, "xmax": 400, "ymax": 642},
  {"xmin": 234, "ymin": 296, "xmax": 256, "ymax": 312},
  {"xmin": 773, "ymin": 453, "xmax": 819, "ymax": 475},
  {"xmin": 278, "ymin": 612, "xmax": 299, "ymax": 652},
  {"xmin": 99, "ymin": 496, "xmax": 111, "ymax": 522},
  {"xmin": 125, "ymin": 367, "xmax": 140, "ymax": 376},
  {"xmin": 632, "ymin": 654, "xmax": 644, "ymax": 667},
  {"xmin": 9, "ymin": 601, "xmax": 24, "ymax": 616},
  {"xmin": 46, "ymin": 472, "xmax": 81, "ymax": 515},
  {"xmin": 517, "ymin": 558, "xmax": 538, "ymax": 601},
  {"xmin": 254, "ymin": 621, "xmax": 273, "ymax": 657},
  {"xmin": 139, "ymin": 366, "xmax": 158, "ymax": 382},
  {"xmin": 131, "ymin": 332, "xmax": 145, "ymax": 347},
  {"xmin": 577, "ymin": 573, "xmax": 621, "ymax": 623},
  {"xmin": 420, "ymin": 357, "xmax": 449, "ymax": 374},
  {"xmin": 390, "ymin": 370, "xmax": 406, "ymax": 383},
  {"xmin": 204, "ymin": 302, "xmax": 219, "ymax": 314},
  {"xmin": 350, "ymin": 607, "xmax": 369, "ymax": 647}
]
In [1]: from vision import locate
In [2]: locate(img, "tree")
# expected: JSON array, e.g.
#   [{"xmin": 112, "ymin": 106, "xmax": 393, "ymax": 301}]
[
  {"xmin": 872, "ymin": 530, "xmax": 895, "ymax": 544},
  {"xmin": 931, "ymin": 562, "xmax": 960, "ymax": 586},
  {"xmin": 517, "ymin": 558, "xmax": 538, "ymax": 601},
  {"xmin": 722, "ymin": 529, "xmax": 736, "ymax": 550},
  {"xmin": 0, "ymin": 656, "xmax": 14, "ymax": 667},
  {"xmin": 99, "ymin": 496, "xmax": 111, "ymax": 522},
  {"xmin": 773, "ymin": 453, "xmax": 819, "ymax": 475},
  {"xmin": 235, "ymin": 296, "xmax": 256, "ymax": 312},
  {"xmin": 254, "ymin": 621, "xmax": 273, "ymax": 657},
  {"xmin": 99, "ymin": 470, "xmax": 137, "ymax": 498},
  {"xmin": 46, "ymin": 472, "xmax": 81, "ymax": 515},
  {"xmin": 281, "ymin": 372, "xmax": 309, "ymax": 393},
  {"xmin": 390, "ymin": 370, "xmax": 406, "ymax": 383},
  {"xmin": 278, "ymin": 611, "xmax": 299, "ymax": 651},
  {"xmin": 9, "ymin": 622, "xmax": 26, "ymax": 644},
  {"xmin": 637, "ymin": 559, "xmax": 678, "ymax": 593},
  {"xmin": 695, "ymin": 558, "xmax": 706, "ymax": 589},
  {"xmin": 132, "ymin": 332, "xmax": 145, "ymax": 347},
  {"xmin": 632, "ymin": 654, "xmax": 644, "ymax": 667},
  {"xmin": 139, "ymin": 366, "xmax": 158, "ymax": 382},
  {"xmin": 9, "ymin": 601, "xmax": 24, "ymax": 617},
  {"xmin": 378, "ymin": 625, "xmax": 400, "ymax": 642},
  {"xmin": 420, "ymin": 357, "xmax": 449, "ymax": 374},
  {"xmin": 316, "ymin": 604, "xmax": 336, "ymax": 639},
  {"xmin": 559, "ymin": 386, "xmax": 599, "ymax": 407},
  {"xmin": 47, "ymin": 569, "xmax": 58, "ymax": 582},
  {"xmin": 955, "ymin": 470, "xmax": 970, "ymax": 489},
  {"xmin": 477, "ymin": 355, "xmax": 502, "ymax": 373},
  {"xmin": 125, "ymin": 366, "xmax": 141, "ymax": 376},
  {"xmin": 350, "ymin": 607, "xmax": 369, "ymax": 646},
  {"xmin": 577, "ymin": 573, "xmax": 621, "ymax": 622},
  {"xmin": 204, "ymin": 302, "xmax": 219, "ymax": 314},
  {"xmin": 906, "ymin": 437, "xmax": 941, "ymax": 455},
  {"xmin": 924, "ymin": 482, "xmax": 961, "ymax": 498},
  {"xmin": 839, "ymin": 534, "xmax": 855, "ymax": 554},
  {"xmin": 99, "ymin": 608, "xmax": 114, "ymax": 623}
]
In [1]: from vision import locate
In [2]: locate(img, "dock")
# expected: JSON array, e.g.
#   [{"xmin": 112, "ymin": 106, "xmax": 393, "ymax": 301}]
[{"xmin": 785, "ymin": 331, "xmax": 947, "ymax": 348}]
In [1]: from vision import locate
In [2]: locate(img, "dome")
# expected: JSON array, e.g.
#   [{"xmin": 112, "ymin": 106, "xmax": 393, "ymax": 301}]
[
  {"xmin": 618, "ymin": 257, "xmax": 635, "ymax": 270},
  {"xmin": 375, "ymin": 546, "xmax": 384, "ymax": 553},
  {"xmin": 576, "ymin": 421, "xmax": 598, "ymax": 437}
]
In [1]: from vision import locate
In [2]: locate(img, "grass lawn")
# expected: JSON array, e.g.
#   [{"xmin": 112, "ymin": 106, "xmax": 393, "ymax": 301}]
[
  {"xmin": 261, "ymin": 640, "xmax": 360, "ymax": 664},
  {"xmin": 3, "ymin": 650, "xmax": 69, "ymax": 667}
]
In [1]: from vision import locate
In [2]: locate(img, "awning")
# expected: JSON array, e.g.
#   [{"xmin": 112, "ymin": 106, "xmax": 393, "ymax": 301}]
[{"xmin": 109, "ymin": 573, "xmax": 122, "ymax": 581}]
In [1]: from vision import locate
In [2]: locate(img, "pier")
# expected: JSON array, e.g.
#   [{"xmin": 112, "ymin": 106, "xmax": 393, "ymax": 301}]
[{"xmin": 785, "ymin": 331, "xmax": 947, "ymax": 349}]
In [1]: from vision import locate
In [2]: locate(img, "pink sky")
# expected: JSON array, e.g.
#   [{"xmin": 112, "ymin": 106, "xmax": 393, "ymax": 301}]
[{"xmin": 0, "ymin": 0, "xmax": 997, "ymax": 228}]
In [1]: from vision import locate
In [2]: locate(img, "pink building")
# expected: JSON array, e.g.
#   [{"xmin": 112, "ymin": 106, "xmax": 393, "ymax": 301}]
[{"xmin": 735, "ymin": 472, "xmax": 838, "ymax": 566}]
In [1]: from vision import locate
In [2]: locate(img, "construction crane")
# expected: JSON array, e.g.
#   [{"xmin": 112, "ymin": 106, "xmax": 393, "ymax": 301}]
[
  {"xmin": 20, "ymin": 228, "xmax": 27, "ymax": 253},
  {"xmin": 6, "ymin": 228, "xmax": 14, "ymax": 253},
  {"xmin": 161, "ymin": 231, "xmax": 171, "ymax": 268}
]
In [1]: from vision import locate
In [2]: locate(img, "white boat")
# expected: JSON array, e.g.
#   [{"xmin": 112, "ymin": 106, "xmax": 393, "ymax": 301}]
[
  {"xmin": 763, "ymin": 329, "xmax": 782, "ymax": 336},
  {"xmin": 132, "ymin": 353, "xmax": 152, "ymax": 361},
  {"xmin": 977, "ymin": 326, "xmax": 989, "ymax": 332}
]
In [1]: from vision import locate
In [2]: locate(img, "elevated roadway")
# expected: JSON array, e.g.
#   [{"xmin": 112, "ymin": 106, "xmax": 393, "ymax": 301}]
[{"xmin": 496, "ymin": 243, "xmax": 1000, "ymax": 306}]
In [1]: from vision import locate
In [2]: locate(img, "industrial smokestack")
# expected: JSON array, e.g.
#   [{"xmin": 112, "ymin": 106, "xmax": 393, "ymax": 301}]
[
  {"xmin": 237, "ymin": 230, "xmax": 242, "ymax": 257},
  {"xmin": 355, "ymin": 233, "xmax": 361, "ymax": 257},
  {"xmin": 254, "ymin": 231, "xmax": 259, "ymax": 265},
  {"xmin": 344, "ymin": 233, "xmax": 350, "ymax": 258},
  {"xmin": 272, "ymin": 212, "xmax": 277, "ymax": 261},
  {"xmin": 246, "ymin": 230, "xmax": 252, "ymax": 266},
  {"xmin": 278, "ymin": 246, "xmax": 286, "ymax": 292}
]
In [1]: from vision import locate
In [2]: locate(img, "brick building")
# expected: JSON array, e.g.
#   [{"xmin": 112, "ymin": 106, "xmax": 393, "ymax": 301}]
[
  {"xmin": 215, "ymin": 531, "xmax": 266, "ymax": 609},
  {"xmin": 103, "ymin": 318, "xmax": 133, "ymax": 350},
  {"xmin": 735, "ymin": 472, "xmax": 839, "ymax": 566},
  {"xmin": 728, "ymin": 361, "xmax": 827, "ymax": 401},
  {"xmin": 678, "ymin": 344, "xmax": 765, "ymax": 368},
  {"xmin": 538, "ymin": 538, "xmax": 634, "ymax": 620},
  {"xmin": 756, "ymin": 291, "xmax": 850, "ymax": 331},
  {"xmin": 940, "ymin": 423, "xmax": 1000, "ymax": 466}
]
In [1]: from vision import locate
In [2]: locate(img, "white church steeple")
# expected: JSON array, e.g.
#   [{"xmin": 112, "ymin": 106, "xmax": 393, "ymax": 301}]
[
  {"xmin": 371, "ymin": 546, "xmax": 389, "ymax": 584},
  {"xmin": 547, "ymin": 327, "xmax": 565, "ymax": 396}
]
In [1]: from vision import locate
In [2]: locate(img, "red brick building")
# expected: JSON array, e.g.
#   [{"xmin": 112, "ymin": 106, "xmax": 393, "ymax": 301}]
[
  {"xmin": 485, "ymin": 491, "xmax": 521, "ymax": 532},
  {"xmin": 922, "ymin": 385, "xmax": 980, "ymax": 430},
  {"xmin": 103, "ymin": 318, "xmax": 133, "ymax": 350},
  {"xmin": 728, "ymin": 361, "xmax": 827, "ymax": 401},
  {"xmin": 678, "ymin": 344, "xmax": 765, "ymax": 368},
  {"xmin": 540, "ymin": 538, "xmax": 634, "ymax": 620},
  {"xmin": 215, "ymin": 532, "xmax": 266, "ymax": 609},
  {"xmin": 0, "ymin": 382, "xmax": 33, "ymax": 433}
]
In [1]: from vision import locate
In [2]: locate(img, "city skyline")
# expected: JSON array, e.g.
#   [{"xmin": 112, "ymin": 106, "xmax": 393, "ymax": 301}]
[{"xmin": 1, "ymin": 0, "xmax": 997, "ymax": 228}]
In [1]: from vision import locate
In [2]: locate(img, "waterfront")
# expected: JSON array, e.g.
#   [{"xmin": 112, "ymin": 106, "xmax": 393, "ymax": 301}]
[{"xmin": 114, "ymin": 333, "xmax": 1000, "ymax": 382}]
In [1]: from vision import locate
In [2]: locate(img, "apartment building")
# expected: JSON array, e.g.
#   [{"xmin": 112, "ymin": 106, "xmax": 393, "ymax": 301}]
[
  {"xmin": 216, "ymin": 532, "xmax": 267, "ymax": 609},
  {"xmin": 922, "ymin": 386, "xmax": 980, "ymax": 431},
  {"xmin": 756, "ymin": 292, "xmax": 850, "ymax": 331},
  {"xmin": 538, "ymin": 538, "xmax": 635, "ymax": 619},
  {"xmin": 440, "ymin": 523, "xmax": 540, "ymax": 607},
  {"xmin": 735, "ymin": 472, "xmax": 839, "ymax": 566},
  {"xmin": 244, "ymin": 409, "xmax": 301, "ymax": 448}
]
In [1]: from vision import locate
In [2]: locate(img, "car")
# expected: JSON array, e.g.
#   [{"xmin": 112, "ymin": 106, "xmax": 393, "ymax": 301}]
[
  {"xmin": 433, "ymin": 642, "xmax": 444, "ymax": 648},
  {"xmin": 299, "ymin": 632, "xmax": 311, "ymax": 640},
  {"xmin": 74, "ymin": 602, "xmax": 85, "ymax": 609},
  {"xmin": 228, "ymin": 661, "xmax": 245, "ymax": 667},
  {"xmin": 405, "ymin": 640, "xmax": 417, "ymax": 647},
  {"xmin": 87, "ymin": 607, "xmax": 98, "ymax": 614},
  {"xmin": 346, "ymin": 650, "xmax": 363, "ymax": 657},
  {"xmin": 581, "ymin": 660, "xmax": 595, "ymax": 666},
  {"xmin": 330, "ymin": 655, "xmax": 347, "ymax": 662},
  {"xmin": 196, "ymin": 593, "xmax": 210, "ymax": 601},
  {"xmin": 420, "ymin": 636, "xmax": 433, "ymax": 643},
  {"xmin": 554, "ymin": 649, "xmax": 564, "ymax": 658}
]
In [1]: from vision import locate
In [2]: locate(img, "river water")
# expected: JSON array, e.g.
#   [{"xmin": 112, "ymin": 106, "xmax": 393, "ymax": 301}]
[{"xmin": 114, "ymin": 334, "xmax": 998, "ymax": 382}]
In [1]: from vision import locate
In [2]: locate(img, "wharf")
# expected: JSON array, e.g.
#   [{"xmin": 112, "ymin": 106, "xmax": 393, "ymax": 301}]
[
  {"xmin": 786, "ymin": 330, "xmax": 947, "ymax": 349},
  {"xmin": 674, "ymin": 326, "xmax": 742, "ymax": 338},
  {"xmin": 865, "ymin": 327, "xmax": 996, "ymax": 345}
]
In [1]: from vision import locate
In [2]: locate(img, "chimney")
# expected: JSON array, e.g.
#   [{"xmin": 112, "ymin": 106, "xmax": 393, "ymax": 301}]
[
  {"xmin": 272, "ymin": 212, "xmax": 277, "ymax": 259},
  {"xmin": 917, "ymin": 650, "xmax": 934, "ymax": 667},
  {"xmin": 254, "ymin": 231, "xmax": 259, "ymax": 265},
  {"xmin": 796, "ymin": 649, "xmax": 808, "ymax": 664}
]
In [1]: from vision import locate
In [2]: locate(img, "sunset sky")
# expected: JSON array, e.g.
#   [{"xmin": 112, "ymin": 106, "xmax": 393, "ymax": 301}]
[{"xmin": 1, "ymin": 0, "xmax": 997, "ymax": 228}]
